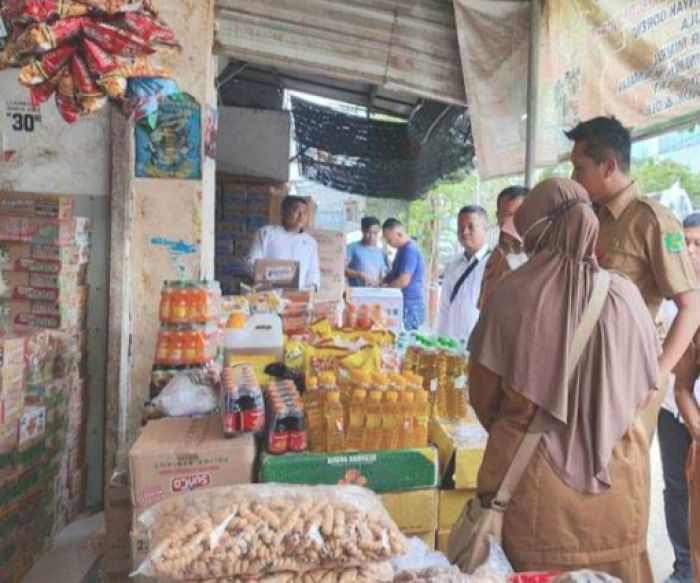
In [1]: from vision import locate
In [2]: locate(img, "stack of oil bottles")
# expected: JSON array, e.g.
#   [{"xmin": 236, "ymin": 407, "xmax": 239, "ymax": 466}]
[{"xmin": 302, "ymin": 370, "xmax": 433, "ymax": 453}]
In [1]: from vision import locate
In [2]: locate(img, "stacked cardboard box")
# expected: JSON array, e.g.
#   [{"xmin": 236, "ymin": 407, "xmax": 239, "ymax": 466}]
[
  {"xmin": 429, "ymin": 419, "xmax": 488, "ymax": 553},
  {"xmin": 0, "ymin": 328, "xmax": 80, "ymax": 583},
  {"xmin": 216, "ymin": 174, "xmax": 320, "ymax": 296}
]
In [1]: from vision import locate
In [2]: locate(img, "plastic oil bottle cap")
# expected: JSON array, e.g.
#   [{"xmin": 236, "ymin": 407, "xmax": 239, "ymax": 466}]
[
  {"xmin": 353, "ymin": 389, "xmax": 368, "ymax": 399},
  {"xmin": 227, "ymin": 312, "xmax": 246, "ymax": 329},
  {"xmin": 402, "ymin": 391, "xmax": 415, "ymax": 403},
  {"xmin": 386, "ymin": 391, "xmax": 399, "ymax": 403},
  {"xmin": 369, "ymin": 391, "xmax": 383, "ymax": 402},
  {"xmin": 417, "ymin": 391, "xmax": 429, "ymax": 402},
  {"xmin": 327, "ymin": 391, "xmax": 341, "ymax": 402},
  {"xmin": 307, "ymin": 377, "xmax": 319, "ymax": 390}
]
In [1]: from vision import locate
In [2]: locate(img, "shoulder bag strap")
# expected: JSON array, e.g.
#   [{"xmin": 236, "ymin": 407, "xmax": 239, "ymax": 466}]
[
  {"xmin": 491, "ymin": 270, "xmax": 612, "ymax": 510},
  {"xmin": 450, "ymin": 251, "xmax": 491, "ymax": 304}
]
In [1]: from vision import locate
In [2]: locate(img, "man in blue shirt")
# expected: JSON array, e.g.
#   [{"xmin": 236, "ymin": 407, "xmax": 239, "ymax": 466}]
[
  {"xmin": 382, "ymin": 218, "xmax": 426, "ymax": 331},
  {"xmin": 346, "ymin": 217, "xmax": 390, "ymax": 287}
]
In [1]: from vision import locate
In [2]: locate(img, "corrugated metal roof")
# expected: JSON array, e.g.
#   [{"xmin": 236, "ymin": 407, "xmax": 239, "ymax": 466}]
[{"xmin": 215, "ymin": 0, "xmax": 466, "ymax": 106}]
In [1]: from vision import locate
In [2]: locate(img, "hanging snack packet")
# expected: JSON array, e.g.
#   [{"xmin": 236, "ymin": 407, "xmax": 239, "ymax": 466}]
[
  {"xmin": 0, "ymin": 23, "xmax": 30, "ymax": 69},
  {"xmin": 83, "ymin": 21, "xmax": 154, "ymax": 57},
  {"xmin": 71, "ymin": 52, "xmax": 106, "ymax": 113},
  {"xmin": 73, "ymin": 0, "xmax": 143, "ymax": 14},
  {"xmin": 19, "ymin": 44, "xmax": 75, "ymax": 85},
  {"xmin": 17, "ymin": 17, "xmax": 90, "ymax": 53},
  {"xmin": 30, "ymin": 76, "xmax": 60, "ymax": 107},
  {"xmin": 82, "ymin": 37, "xmax": 126, "ymax": 99},
  {"xmin": 1, "ymin": 0, "xmax": 92, "ymax": 23},
  {"xmin": 55, "ymin": 67, "xmax": 79, "ymax": 123},
  {"xmin": 111, "ymin": 11, "xmax": 179, "ymax": 48},
  {"xmin": 117, "ymin": 55, "xmax": 172, "ymax": 79}
]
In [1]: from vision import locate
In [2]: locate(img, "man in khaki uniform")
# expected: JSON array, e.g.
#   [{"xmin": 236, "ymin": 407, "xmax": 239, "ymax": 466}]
[{"xmin": 566, "ymin": 117, "xmax": 700, "ymax": 439}]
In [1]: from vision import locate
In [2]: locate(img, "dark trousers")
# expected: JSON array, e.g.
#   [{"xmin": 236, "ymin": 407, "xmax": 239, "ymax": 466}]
[{"xmin": 658, "ymin": 409, "xmax": 694, "ymax": 581}]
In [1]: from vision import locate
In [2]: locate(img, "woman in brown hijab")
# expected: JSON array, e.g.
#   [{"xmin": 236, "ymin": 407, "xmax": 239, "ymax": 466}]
[{"xmin": 468, "ymin": 178, "xmax": 660, "ymax": 581}]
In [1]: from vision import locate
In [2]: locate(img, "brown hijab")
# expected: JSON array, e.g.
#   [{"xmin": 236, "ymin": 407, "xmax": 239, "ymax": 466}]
[{"xmin": 469, "ymin": 178, "xmax": 660, "ymax": 494}]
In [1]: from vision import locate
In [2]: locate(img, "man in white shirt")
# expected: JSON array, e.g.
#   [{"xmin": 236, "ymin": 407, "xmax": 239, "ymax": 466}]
[
  {"xmin": 436, "ymin": 205, "xmax": 490, "ymax": 341},
  {"xmin": 247, "ymin": 196, "xmax": 321, "ymax": 289},
  {"xmin": 660, "ymin": 212, "xmax": 700, "ymax": 583}
]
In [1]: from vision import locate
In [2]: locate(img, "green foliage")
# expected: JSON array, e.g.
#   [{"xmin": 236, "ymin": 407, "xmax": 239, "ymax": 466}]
[{"xmin": 631, "ymin": 158, "xmax": 700, "ymax": 207}]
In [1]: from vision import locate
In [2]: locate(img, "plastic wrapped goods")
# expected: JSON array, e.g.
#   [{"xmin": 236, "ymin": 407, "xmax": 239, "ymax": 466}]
[{"xmin": 135, "ymin": 485, "xmax": 408, "ymax": 580}]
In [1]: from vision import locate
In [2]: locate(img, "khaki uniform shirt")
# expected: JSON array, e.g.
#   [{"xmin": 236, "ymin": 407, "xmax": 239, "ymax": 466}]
[{"xmin": 596, "ymin": 182, "xmax": 697, "ymax": 320}]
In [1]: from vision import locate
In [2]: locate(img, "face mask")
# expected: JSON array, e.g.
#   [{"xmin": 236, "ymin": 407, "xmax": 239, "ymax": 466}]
[{"xmin": 506, "ymin": 252, "xmax": 528, "ymax": 270}]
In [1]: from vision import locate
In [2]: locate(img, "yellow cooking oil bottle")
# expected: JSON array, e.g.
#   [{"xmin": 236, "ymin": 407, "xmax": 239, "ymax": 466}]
[
  {"xmin": 381, "ymin": 390, "xmax": 400, "ymax": 450},
  {"xmin": 363, "ymin": 390, "xmax": 384, "ymax": 451},
  {"xmin": 345, "ymin": 388, "xmax": 367, "ymax": 451},
  {"xmin": 304, "ymin": 377, "xmax": 325, "ymax": 452},
  {"xmin": 397, "ymin": 390, "xmax": 415, "ymax": 449},
  {"xmin": 324, "ymin": 389, "xmax": 345, "ymax": 452},
  {"xmin": 413, "ymin": 390, "xmax": 431, "ymax": 448}
]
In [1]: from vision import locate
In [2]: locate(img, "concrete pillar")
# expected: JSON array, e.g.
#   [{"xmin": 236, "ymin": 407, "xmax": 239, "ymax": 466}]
[{"xmin": 105, "ymin": 0, "xmax": 218, "ymax": 475}]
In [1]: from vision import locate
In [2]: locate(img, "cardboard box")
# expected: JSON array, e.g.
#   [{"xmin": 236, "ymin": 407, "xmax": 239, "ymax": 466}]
[
  {"xmin": 309, "ymin": 228, "xmax": 346, "ymax": 302},
  {"xmin": 259, "ymin": 448, "xmax": 439, "ymax": 493},
  {"xmin": 0, "ymin": 335, "xmax": 25, "ymax": 370},
  {"xmin": 381, "ymin": 489, "xmax": 438, "ymax": 534},
  {"xmin": 436, "ymin": 529, "xmax": 450, "ymax": 554},
  {"xmin": 253, "ymin": 259, "xmax": 300, "ymax": 289},
  {"xmin": 0, "ymin": 271, "xmax": 84, "ymax": 301},
  {"xmin": 429, "ymin": 420, "xmax": 487, "ymax": 490},
  {"xmin": 438, "ymin": 489, "xmax": 476, "ymax": 529},
  {"xmin": 0, "ymin": 242, "xmax": 89, "ymax": 265},
  {"xmin": 129, "ymin": 416, "xmax": 257, "ymax": 514},
  {"xmin": 346, "ymin": 288, "xmax": 404, "ymax": 335},
  {"xmin": 19, "ymin": 407, "xmax": 45, "ymax": 445},
  {"xmin": 0, "ymin": 217, "xmax": 91, "ymax": 246},
  {"xmin": 0, "ymin": 192, "xmax": 75, "ymax": 220}
]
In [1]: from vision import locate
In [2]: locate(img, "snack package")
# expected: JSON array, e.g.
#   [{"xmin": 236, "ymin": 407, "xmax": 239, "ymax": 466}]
[
  {"xmin": 72, "ymin": 0, "xmax": 145, "ymax": 14},
  {"xmin": 117, "ymin": 54, "xmax": 172, "ymax": 78},
  {"xmin": 335, "ymin": 346, "xmax": 382, "ymax": 383},
  {"xmin": 71, "ymin": 52, "xmax": 107, "ymax": 112},
  {"xmin": 82, "ymin": 37, "xmax": 127, "ymax": 99},
  {"xmin": 29, "ymin": 76, "xmax": 59, "ymax": 107},
  {"xmin": 83, "ymin": 21, "xmax": 154, "ymax": 57},
  {"xmin": 18, "ymin": 44, "xmax": 75, "ymax": 85},
  {"xmin": 135, "ymin": 485, "xmax": 408, "ymax": 580},
  {"xmin": 111, "ymin": 10, "xmax": 179, "ymax": 48},
  {"xmin": 195, "ymin": 564, "xmax": 395, "ymax": 583},
  {"xmin": 55, "ymin": 67, "xmax": 79, "ymax": 123},
  {"xmin": 283, "ymin": 339, "xmax": 306, "ymax": 373},
  {"xmin": 1, "ymin": 0, "xmax": 92, "ymax": 23},
  {"xmin": 303, "ymin": 344, "xmax": 351, "ymax": 377},
  {"xmin": 17, "ymin": 17, "xmax": 92, "ymax": 53}
]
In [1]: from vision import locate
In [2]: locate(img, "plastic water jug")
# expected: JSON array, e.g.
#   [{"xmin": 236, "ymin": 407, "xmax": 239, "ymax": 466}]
[{"xmin": 224, "ymin": 313, "xmax": 283, "ymax": 383}]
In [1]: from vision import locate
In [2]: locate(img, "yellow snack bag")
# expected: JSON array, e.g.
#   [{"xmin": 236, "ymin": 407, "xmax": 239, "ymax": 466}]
[
  {"xmin": 284, "ymin": 339, "xmax": 306, "ymax": 372},
  {"xmin": 304, "ymin": 343, "xmax": 350, "ymax": 377}
]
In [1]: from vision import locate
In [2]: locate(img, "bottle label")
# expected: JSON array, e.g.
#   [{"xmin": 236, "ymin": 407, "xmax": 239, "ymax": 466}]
[
  {"xmin": 244, "ymin": 408, "xmax": 265, "ymax": 433},
  {"xmin": 455, "ymin": 376, "xmax": 467, "ymax": 390},
  {"xmin": 222, "ymin": 413, "xmax": 237, "ymax": 437},
  {"xmin": 430, "ymin": 379, "xmax": 438, "ymax": 392},
  {"xmin": 289, "ymin": 430, "xmax": 307, "ymax": 451},
  {"xmin": 269, "ymin": 432, "xmax": 289, "ymax": 454}
]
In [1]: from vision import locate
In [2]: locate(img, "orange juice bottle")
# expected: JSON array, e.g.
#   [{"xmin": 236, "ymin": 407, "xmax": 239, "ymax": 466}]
[
  {"xmin": 155, "ymin": 330, "xmax": 171, "ymax": 364},
  {"xmin": 171, "ymin": 283, "xmax": 188, "ymax": 323},
  {"xmin": 381, "ymin": 391, "xmax": 400, "ymax": 450},
  {"xmin": 325, "ymin": 391, "xmax": 345, "ymax": 452},
  {"xmin": 345, "ymin": 389, "xmax": 367, "ymax": 451},
  {"xmin": 170, "ymin": 331, "xmax": 185, "ymax": 365},
  {"xmin": 363, "ymin": 391, "xmax": 384, "ymax": 451},
  {"xmin": 397, "ymin": 390, "xmax": 415, "ymax": 449},
  {"xmin": 196, "ymin": 282, "xmax": 210, "ymax": 321},
  {"xmin": 159, "ymin": 284, "xmax": 173, "ymax": 323}
]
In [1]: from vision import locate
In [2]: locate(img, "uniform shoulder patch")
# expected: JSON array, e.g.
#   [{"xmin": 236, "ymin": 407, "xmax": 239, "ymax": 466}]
[{"xmin": 665, "ymin": 232, "xmax": 686, "ymax": 253}]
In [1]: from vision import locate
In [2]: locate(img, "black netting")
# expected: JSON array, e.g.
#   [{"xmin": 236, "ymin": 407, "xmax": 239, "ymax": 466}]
[{"xmin": 291, "ymin": 97, "xmax": 475, "ymax": 201}]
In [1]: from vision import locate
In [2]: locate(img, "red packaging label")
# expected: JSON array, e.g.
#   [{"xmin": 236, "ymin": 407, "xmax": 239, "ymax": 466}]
[
  {"xmin": 268, "ymin": 432, "xmax": 289, "ymax": 455},
  {"xmin": 243, "ymin": 408, "xmax": 264, "ymax": 433},
  {"xmin": 170, "ymin": 473, "xmax": 211, "ymax": 494},
  {"xmin": 221, "ymin": 412, "xmax": 237, "ymax": 437},
  {"xmin": 289, "ymin": 430, "xmax": 307, "ymax": 452}
]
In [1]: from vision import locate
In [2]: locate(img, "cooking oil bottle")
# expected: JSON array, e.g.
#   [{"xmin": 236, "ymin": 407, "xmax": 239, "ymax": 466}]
[
  {"xmin": 345, "ymin": 388, "xmax": 367, "ymax": 451},
  {"xmin": 397, "ymin": 390, "xmax": 415, "ymax": 449},
  {"xmin": 325, "ymin": 390, "xmax": 345, "ymax": 452},
  {"xmin": 381, "ymin": 391, "xmax": 400, "ymax": 450},
  {"xmin": 363, "ymin": 390, "xmax": 384, "ymax": 451},
  {"xmin": 413, "ymin": 390, "xmax": 431, "ymax": 448},
  {"xmin": 304, "ymin": 377, "xmax": 325, "ymax": 452}
]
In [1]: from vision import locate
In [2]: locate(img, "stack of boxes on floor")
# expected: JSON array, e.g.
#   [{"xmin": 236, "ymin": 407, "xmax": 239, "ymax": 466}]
[
  {"xmin": 430, "ymin": 419, "xmax": 488, "ymax": 553},
  {"xmin": 215, "ymin": 174, "xmax": 290, "ymax": 295},
  {"xmin": 0, "ymin": 192, "xmax": 92, "ymax": 583}
]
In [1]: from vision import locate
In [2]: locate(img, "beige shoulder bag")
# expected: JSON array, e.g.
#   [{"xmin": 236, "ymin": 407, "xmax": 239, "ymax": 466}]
[{"xmin": 447, "ymin": 271, "xmax": 611, "ymax": 573}]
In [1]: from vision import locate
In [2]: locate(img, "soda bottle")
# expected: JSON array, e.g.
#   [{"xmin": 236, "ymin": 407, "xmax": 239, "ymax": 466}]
[
  {"xmin": 363, "ymin": 390, "xmax": 384, "ymax": 451},
  {"xmin": 345, "ymin": 389, "xmax": 367, "ymax": 451},
  {"xmin": 159, "ymin": 284, "xmax": 173, "ymax": 323},
  {"xmin": 325, "ymin": 391, "xmax": 345, "ymax": 452},
  {"xmin": 221, "ymin": 373, "xmax": 240, "ymax": 438},
  {"xmin": 268, "ymin": 405, "xmax": 290, "ymax": 454},
  {"xmin": 289, "ymin": 402, "xmax": 308, "ymax": 452},
  {"xmin": 381, "ymin": 391, "xmax": 400, "ymax": 450},
  {"xmin": 413, "ymin": 391, "xmax": 430, "ymax": 448},
  {"xmin": 397, "ymin": 390, "xmax": 415, "ymax": 449},
  {"xmin": 239, "ymin": 377, "xmax": 265, "ymax": 435}
]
